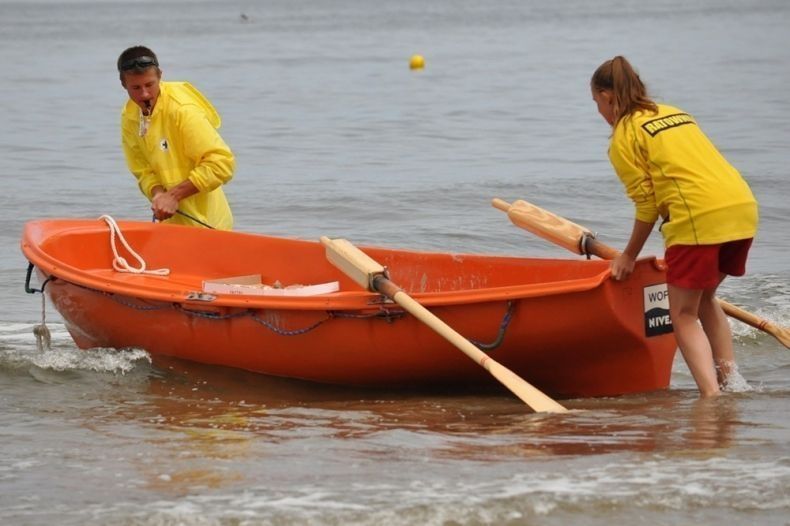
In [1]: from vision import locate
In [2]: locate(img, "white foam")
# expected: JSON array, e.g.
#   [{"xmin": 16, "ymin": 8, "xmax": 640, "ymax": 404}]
[
  {"xmin": 0, "ymin": 322, "xmax": 150, "ymax": 374},
  {"xmin": 68, "ymin": 455, "xmax": 790, "ymax": 526},
  {"xmin": 26, "ymin": 346, "xmax": 151, "ymax": 374},
  {"xmin": 721, "ymin": 363, "xmax": 754, "ymax": 393}
]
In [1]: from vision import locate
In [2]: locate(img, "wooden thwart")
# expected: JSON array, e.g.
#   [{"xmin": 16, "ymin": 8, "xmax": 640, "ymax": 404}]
[
  {"xmin": 493, "ymin": 197, "xmax": 790, "ymax": 349},
  {"xmin": 320, "ymin": 236, "xmax": 568, "ymax": 413}
]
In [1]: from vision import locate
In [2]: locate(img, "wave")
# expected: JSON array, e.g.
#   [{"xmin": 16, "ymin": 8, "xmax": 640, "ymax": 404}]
[{"xmin": 21, "ymin": 455, "xmax": 788, "ymax": 526}]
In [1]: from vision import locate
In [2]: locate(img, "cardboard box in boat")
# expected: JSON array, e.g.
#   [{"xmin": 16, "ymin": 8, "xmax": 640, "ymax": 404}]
[{"xmin": 202, "ymin": 274, "xmax": 339, "ymax": 297}]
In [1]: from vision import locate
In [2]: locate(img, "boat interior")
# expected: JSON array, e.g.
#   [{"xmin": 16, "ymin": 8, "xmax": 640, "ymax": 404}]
[{"xmin": 24, "ymin": 219, "xmax": 616, "ymax": 298}]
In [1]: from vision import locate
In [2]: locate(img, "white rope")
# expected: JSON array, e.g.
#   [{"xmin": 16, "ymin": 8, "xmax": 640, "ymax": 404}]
[{"xmin": 99, "ymin": 215, "xmax": 170, "ymax": 276}]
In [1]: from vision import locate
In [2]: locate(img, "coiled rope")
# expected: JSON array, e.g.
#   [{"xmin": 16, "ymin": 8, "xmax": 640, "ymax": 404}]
[{"xmin": 99, "ymin": 215, "xmax": 170, "ymax": 276}]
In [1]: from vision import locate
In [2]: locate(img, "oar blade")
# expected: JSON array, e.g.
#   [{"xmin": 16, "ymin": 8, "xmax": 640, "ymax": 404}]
[
  {"xmin": 776, "ymin": 328, "xmax": 790, "ymax": 349},
  {"xmin": 492, "ymin": 198, "xmax": 590, "ymax": 255},
  {"xmin": 320, "ymin": 236, "xmax": 386, "ymax": 291},
  {"xmin": 486, "ymin": 359, "xmax": 568, "ymax": 413},
  {"xmin": 393, "ymin": 291, "xmax": 568, "ymax": 413}
]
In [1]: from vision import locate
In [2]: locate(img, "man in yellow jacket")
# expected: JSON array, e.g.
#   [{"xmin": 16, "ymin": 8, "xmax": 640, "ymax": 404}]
[{"xmin": 118, "ymin": 46, "xmax": 235, "ymax": 230}]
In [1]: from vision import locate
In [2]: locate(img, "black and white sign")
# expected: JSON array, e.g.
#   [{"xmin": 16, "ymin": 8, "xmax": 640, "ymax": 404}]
[{"xmin": 644, "ymin": 283, "xmax": 673, "ymax": 337}]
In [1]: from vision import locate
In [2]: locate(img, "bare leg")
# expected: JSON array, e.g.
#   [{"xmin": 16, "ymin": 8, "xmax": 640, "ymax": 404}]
[
  {"xmin": 668, "ymin": 284, "xmax": 720, "ymax": 397},
  {"xmin": 698, "ymin": 274, "xmax": 735, "ymax": 386}
]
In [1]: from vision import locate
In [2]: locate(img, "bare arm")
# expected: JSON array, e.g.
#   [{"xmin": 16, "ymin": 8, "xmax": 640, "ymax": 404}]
[
  {"xmin": 611, "ymin": 219, "xmax": 655, "ymax": 280},
  {"xmin": 150, "ymin": 180, "xmax": 200, "ymax": 220}
]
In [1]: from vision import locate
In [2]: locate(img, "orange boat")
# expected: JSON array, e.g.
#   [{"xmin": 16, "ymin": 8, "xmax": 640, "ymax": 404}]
[{"xmin": 20, "ymin": 218, "xmax": 677, "ymax": 398}]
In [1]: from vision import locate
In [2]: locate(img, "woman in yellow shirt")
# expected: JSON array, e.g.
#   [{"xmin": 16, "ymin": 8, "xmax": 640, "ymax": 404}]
[
  {"xmin": 118, "ymin": 46, "xmax": 235, "ymax": 230},
  {"xmin": 591, "ymin": 56, "xmax": 758, "ymax": 397}
]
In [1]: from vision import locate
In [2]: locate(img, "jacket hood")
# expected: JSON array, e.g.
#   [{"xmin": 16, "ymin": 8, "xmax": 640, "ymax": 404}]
[{"xmin": 122, "ymin": 82, "xmax": 221, "ymax": 128}]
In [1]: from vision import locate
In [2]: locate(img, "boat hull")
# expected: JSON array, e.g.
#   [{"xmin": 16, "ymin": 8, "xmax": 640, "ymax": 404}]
[{"xmin": 22, "ymin": 219, "xmax": 677, "ymax": 398}]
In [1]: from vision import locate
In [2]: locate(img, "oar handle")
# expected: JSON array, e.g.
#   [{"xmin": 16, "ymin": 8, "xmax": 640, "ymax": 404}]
[{"xmin": 491, "ymin": 198, "xmax": 511, "ymax": 212}]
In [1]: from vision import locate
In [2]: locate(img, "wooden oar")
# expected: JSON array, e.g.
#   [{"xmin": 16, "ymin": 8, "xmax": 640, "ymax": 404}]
[
  {"xmin": 492, "ymin": 198, "xmax": 790, "ymax": 349},
  {"xmin": 320, "ymin": 236, "xmax": 568, "ymax": 413}
]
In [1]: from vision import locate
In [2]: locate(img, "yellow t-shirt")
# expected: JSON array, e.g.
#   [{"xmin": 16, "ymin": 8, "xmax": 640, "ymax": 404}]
[
  {"xmin": 609, "ymin": 104, "xmax": 758, "ymax": 247},
  {"xmin": 121, "ymin": 82, "xmax": 235, "ymax": 230}
]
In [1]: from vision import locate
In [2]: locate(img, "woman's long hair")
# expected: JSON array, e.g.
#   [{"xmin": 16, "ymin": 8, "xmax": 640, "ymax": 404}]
[{"xmin": 591, "ymin": 56, "xmax": 657, "ymax": 127}]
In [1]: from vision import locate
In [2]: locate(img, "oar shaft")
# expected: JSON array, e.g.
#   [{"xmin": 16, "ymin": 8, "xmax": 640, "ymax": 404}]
[
  {"xmin": 176, "ymin": 210, "xmax": 215, "ymax": 229},
  {"xmin": 372, "ymin": 275, "xmax": 568, "ymax": 413},
  {"xmin": 585, "ymin": 237, "xmax": 624, "ymax": 261},
  {"xmin": 718, "ymin": 299, "xmax": 780, "ymax": 335},
  {"xmin": 718, "ymin": 301, "xmax": 789, "ymax": 348},
  {"xmin": 321, "ymin": 235, "xmax": 569, "ymax": 412},
  {"xmin": 373, "ymin": 276, "xmax": 491, "ymax": 365}
]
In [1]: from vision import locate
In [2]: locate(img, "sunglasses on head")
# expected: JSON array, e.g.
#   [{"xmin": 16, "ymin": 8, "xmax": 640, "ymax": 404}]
[{"xmin": 119, "ymin": 56, "xmax": 159, "ymax": 72}]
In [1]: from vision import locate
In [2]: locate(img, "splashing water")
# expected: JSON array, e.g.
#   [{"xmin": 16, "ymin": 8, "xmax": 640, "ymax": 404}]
[
  {"xmin": 28, "ymin": 346, "xmax": 151, "ymax": 374},
  {"xmin": 1, "ymin": 322, "xmax": 151, "ymax": 375},
  {"xmin": 720, "ymin": 362, "xmax": 753, "ymax": 393}
]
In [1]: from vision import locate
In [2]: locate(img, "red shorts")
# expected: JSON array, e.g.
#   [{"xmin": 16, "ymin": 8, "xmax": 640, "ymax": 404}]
[{"xmin": 665, "ymin": 238, "xmax": 753, "ymax": 289}]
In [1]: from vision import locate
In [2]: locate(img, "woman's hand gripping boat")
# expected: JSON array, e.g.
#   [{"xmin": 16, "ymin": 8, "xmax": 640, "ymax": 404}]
[{"xmin": 20, "ymin": 217, "xmax": 678, "ymax": 399}]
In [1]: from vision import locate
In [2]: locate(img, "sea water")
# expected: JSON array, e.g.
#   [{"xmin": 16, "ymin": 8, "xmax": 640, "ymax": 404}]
[{"xmin": 1, "ymin": 1, "xmax": 789, "ymax": 524}]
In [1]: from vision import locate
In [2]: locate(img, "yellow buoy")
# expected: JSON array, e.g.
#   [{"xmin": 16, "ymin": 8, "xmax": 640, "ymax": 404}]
[{"xmin": 409, "ymin": 54, "xmax": 425, "ymax": 70}]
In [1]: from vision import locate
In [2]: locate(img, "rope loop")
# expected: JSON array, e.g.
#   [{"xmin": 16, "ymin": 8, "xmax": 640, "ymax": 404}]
[
  {"xmin": 99, "ymin": 215, "xmax": 170, "ymax": 276},
  {"xmin": 470, "ymin": 300, "xmax": 515, "ymax": 351}
]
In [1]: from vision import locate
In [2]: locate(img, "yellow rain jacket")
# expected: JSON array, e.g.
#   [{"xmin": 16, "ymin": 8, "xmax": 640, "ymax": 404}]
[
  {"xmin": 121, "ymin": 82, "xmax": 235, "ymax": 230},
  {"xmin": 609, "ymin": 104, "xmax": 758, "ymax": 247}
]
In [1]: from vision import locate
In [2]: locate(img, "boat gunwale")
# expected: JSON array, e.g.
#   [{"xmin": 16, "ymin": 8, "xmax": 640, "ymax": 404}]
[{"xmin": 21, "ymin": 218, "xmax": 644, "ymax": 311}]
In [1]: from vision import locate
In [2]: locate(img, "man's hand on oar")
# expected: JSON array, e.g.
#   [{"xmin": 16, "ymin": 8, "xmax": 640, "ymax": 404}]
[
  {"xmin": 492, "ymin": 198, "xmax": 790, "ymax": 349},
  {"xmin": 320, "ymin": 236, "xmax": 568, "ymax": 413}
]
